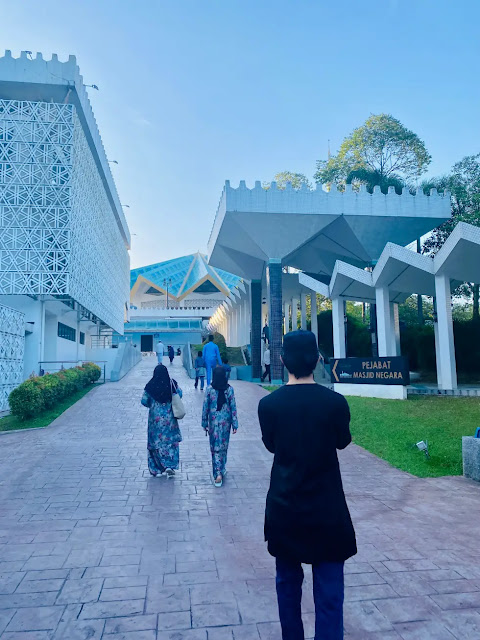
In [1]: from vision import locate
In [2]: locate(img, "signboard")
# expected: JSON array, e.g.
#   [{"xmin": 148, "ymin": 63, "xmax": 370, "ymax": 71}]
[{"xmin": 331, "ymin": 357, "xmax": 410, "ymax": 386}]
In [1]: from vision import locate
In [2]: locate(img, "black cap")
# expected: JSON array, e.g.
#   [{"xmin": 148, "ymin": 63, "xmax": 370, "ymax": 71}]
[
  {"xmin": 282, "ymin": 330, "xmax": 319, "ymax": 378},
  {"xmin": 282, "ymin": 330, "xmax": 318, "ymax": 358}
]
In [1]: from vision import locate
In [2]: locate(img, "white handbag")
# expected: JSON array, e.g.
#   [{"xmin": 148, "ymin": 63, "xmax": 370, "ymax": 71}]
[{"xmin": 171, "ymin": 380, "xmax": 186, "ymax": 420}]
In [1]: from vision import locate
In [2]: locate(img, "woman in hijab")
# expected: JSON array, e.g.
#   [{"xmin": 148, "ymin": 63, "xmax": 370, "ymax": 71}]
[
  {"xmin": 201, "ymin": 366, "xmax": 238, "ymax": 487},
  {"xmin": 141, "ymin": 364, "xmax": 183, "ymax": 478}
]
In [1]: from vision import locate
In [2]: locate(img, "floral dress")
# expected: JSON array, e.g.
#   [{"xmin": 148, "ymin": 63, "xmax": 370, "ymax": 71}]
[
  {"xmin": 141, "ymin": 387, "xmax": 183, "ymax": 475},
  {"xmin": 202, "ymin": 386, "xmax": 239, "ymax": 478}
]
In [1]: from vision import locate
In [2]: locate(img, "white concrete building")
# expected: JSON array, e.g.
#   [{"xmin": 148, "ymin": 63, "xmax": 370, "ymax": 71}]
[{"xmin": 0, "ymin": 51, "xmax": 130, "ymax": 392}]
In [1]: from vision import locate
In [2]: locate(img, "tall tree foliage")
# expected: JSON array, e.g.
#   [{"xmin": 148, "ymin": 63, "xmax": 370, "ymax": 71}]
[
  {"xmin": 314, "ymin": 114, "xmax": 431, "ymax": 193},
  {"xmin": 422, "ymin": 154, "xmax": 480, "ymax": 319},
  {"xmin": 263, "ymin": 171, "xmax": 312, "ymax": 190}
]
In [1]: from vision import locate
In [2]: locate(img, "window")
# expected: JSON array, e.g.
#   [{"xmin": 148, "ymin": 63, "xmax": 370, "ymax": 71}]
[
  {"xmin": 80, "ymin": 332, "xmax": 85, "ymax": 345},
  {"xmin": 58, "ymin": 322, "xmax": 76, "ymax": 342}
]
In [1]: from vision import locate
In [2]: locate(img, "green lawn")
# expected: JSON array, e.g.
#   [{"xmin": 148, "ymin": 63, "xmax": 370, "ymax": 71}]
[
  {"xmin": 348, "ymin": 395, "xmax": 479, "ymax": 477},
  {"xmin": 261, "ymin": 386, "xmax": 479, "ymax": 477},
  {"xmin": 0, "ymin": 385, "xmax": 96, "ymax": 433}
]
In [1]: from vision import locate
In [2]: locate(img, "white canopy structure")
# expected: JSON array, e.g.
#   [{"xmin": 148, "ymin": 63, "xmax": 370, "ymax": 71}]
[
  {"xmin": 208, "ymin": 180, "xmax": 451, "ymax": 387},
  {"xmin": 298, "ymin": 222, "xmax": 480, "ymax": 395}
]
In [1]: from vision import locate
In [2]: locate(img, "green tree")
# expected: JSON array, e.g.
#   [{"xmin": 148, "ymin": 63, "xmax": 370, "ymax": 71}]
[
  {"xmin": 314, "ymin": 114, "xmax": 431, "ymax": 193},
  {"xmin": 264, "ymin": 171, "xmax": 312, "ymax": 190},
  {"xmin": 422, "ymin": 154, "xmax": 480, "ymax": 319}
]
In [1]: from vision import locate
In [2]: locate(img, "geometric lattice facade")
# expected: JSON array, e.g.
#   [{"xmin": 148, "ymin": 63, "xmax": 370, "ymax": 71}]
[
  {"xmin": 0, "ymin": 302, "xmax": 25, "ymax": 412},
  {"xmin": 0, "ymin": 99, "xmax": 129, "ymax": 333}
]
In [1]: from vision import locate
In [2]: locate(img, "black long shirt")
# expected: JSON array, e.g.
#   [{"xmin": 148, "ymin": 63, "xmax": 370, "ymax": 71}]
[{"xmin": 258, "ymin": 383, "xmax": 357, "ymax": 564}]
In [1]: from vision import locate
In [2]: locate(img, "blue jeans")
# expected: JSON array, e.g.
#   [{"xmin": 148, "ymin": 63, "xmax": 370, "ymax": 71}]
[
  {"xmin": 275, "ymin": 557, "xmax": 344, "ymax": 640},
  {"xmin": 205, "ymin": 360, "xmax": 216, "ymax": 386}
]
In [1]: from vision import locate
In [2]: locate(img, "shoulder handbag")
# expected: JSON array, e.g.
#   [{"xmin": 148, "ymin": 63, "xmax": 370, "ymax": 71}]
[{"xmin": 171, "ymin": 380, "xmax": 186, "ymax": 420}]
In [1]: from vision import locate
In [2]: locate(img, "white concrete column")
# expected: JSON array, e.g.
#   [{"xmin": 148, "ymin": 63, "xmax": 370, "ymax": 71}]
[
  {"xmin": 291, "ymin": 297, "xmax": 299, "ymax": 331},
  {"xmin": 332, "ymin": 297, "xmax": 346, "ymax": 358},
  {"xmin": 230, "ymin": 308, "xmax": 236, "ymax": 347},
  {"xmin": 237, "ymin": 305, "xmax": 242, "ymax": 346},
  {"xmin": 225, "ymin": 311, "xmax": 231, "ymax": 344},
  {"xmin": 433, "ymin": 316, "xmax": 442, "ymax": 389},
  {"xmin": 435, "ymin": 274, "xmax": 457, "ymax": 390},
  {"xmin": 300, "ymin": 294, "xmax": 308, "ymax": 330},
  {"xmin": 234, "ymin": 307, "xmax": 239, "ymax": 347},
  {"xmin": 390, "ymin": 303, "xmax": 400, "ymax": 356},
  {"xmin": 310, "ymin": 294, "xmax": 318, "ymax": 344},
  {"xmin": 284, "ymin": 302, "xmax": 290, "ymax": 334},
  {"xmin": 376, "ymin": 286, "xmax": 394, "ymax": 357}
]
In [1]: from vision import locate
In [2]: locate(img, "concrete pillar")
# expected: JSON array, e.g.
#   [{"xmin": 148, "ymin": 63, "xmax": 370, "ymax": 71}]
[
  {"xmin": 251, "ymin": 280, "xmax": 262, "ymax": 380},
  {"xmin": 267, "ymin": 260, "xmax": 283, "ymax": 383},
  {"xmin": 227, "ymin": 309, "xmax": 232, "ymax": 344},
  {"xmin": 332, "ymin": 297, "xmax": 346, "ymax": 358},
  {"xmin": 231, "ymin": 307, "xmax": 237, "ymax": 347},
  {"xmin": 238, "ymin": 302, "xmax": 243, "ymax": 346},
  {"xmin": 376, "ymin": 286, "xmax": 394, "ymax": 357},
  {"xmin": 300, "ymin": 293, "xmax": 308, "ymax": 330},
  {"xmin": 284, "ymin": 302, "xmax": 290, "ymax": 334},
  {"xmin": 243, "ymin": 297, "xmax": 249, "ymax": 345},
  {"xmin": 291, "ymin": 297, "xmax": 299, "ymax": 331},
  {"xmin": 435, "ymin": 274, "xmax": 457, "ymax": 390},
  {"xmin": 433, "ymin": 307, "xmax": 442, "ymax": 389},
  {"xmin": 390, "ymin": 303, "xmax": 400, "ymax": 356},
  {"xmin": 310, "ymin": 294, "xmax": 318, "ymax": 345}
]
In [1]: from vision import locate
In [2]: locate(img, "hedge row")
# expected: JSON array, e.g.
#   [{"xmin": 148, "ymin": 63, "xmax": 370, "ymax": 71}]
[
  {"xmin": 316, "ymin": 310, "xmax": 480, "ymax": 376},
  {"xmin": 8, "ymin": 363, "xmax": 101, "ymax": 420}
]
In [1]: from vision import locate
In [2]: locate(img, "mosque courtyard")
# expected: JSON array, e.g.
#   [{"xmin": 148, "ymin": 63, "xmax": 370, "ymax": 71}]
[{"xmin": 0, "ymin": 357, "xmax": 479, "ymax": 639}]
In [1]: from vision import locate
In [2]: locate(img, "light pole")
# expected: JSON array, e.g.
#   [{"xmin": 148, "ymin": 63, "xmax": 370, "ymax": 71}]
[{"xmin": 163, "ymin": 278, "xmax": 172, "ymax": 309}]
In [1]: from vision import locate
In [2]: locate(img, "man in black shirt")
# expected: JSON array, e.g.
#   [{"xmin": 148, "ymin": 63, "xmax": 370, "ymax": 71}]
[{"xmin": 258, "ymin": 330, "xmax": 356, "ymax": 640}]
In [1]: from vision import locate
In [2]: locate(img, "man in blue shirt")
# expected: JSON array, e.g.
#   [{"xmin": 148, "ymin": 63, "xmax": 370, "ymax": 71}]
[{"xmin": 202, "ymin": 335, "xmax": 223, "ymax": 386}]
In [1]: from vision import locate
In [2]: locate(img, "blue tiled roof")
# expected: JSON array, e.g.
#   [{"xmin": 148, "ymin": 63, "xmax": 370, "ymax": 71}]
[{"xmin": 130, "ymin": 253, "xmax": 241, "ymax": 300}]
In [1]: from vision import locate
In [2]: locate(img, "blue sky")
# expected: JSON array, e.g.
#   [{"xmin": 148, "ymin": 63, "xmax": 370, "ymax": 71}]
[{"xmin": 2, "ymin": 0, "xmax": 479, "ymax": 267}]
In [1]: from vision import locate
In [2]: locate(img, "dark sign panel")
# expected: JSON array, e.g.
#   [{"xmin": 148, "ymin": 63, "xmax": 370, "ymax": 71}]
[{"xmin": 330, "ymin": 357, "xmax": 410, "ymax": 386}]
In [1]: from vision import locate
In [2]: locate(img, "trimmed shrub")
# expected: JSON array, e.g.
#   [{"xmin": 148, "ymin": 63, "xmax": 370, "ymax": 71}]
[
  {"xmin": 8, "ymin": 363, "xmax": 101, "ymax": 421},
  {"xmin": 8, "ymin": 380, "xmax": 44, "ymax": 420},
  {"xmin": 317, "ymin": 310, "xmax": 371, "ymax": 361},
  {"xmin": 400, "ymin": 324, "xmax": 436, "ymax": 372}
]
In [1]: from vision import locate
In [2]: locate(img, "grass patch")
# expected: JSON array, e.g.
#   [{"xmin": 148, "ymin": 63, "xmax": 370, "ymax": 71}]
[
  {"xmin": 262, "ymin": 386, "xmax": 478, "ymax": 477},
  {"xmin": 262, "ymin": 385, "xmax": 281, "ymax": 393},
  {"xmin": 0, "ymin": 385, "xmax": 96, "ymax": 433},
  {"xmin": 348, "ymin": 395, "xmax": 479, "ymax": 477}
]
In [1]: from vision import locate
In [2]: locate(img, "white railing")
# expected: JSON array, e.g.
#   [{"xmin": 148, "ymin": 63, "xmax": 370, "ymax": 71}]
[{"xmin": 139, "ymin": 300, "xmax": 221, "ymax": 310}]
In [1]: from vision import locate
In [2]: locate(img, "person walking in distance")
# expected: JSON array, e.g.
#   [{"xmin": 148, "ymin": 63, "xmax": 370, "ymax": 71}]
[
  {"xmin": 141, "ymin": 364, "xmax": 183, "ymax": 478},
  {"xmin": 261, "ymin": 344, "xmax": 271, "ymax": 383},
  {"xmin": 221, "ymin": 357, "xmax": 232, "ymax": 381},
  {"xmin": 168, "ymin": 345, "xmax": 175, "ymax": 364},
  {"xmin": 202, "ymin": 335, "xmax": 223, "ymax": 386},
  {"xmin": 194, "ymin": 350, "xmax": 206, "ymax": 390},
  {"xmin": 155, "ymin": 340, "xmax": 164, "ymax": 365},
  {"xmin": 202, "ymin": 366, "xmax": 238, "ymax": 487},
  {"xmin": 258, "ymin": 330, "xmax": 356, "ymax": 640}
]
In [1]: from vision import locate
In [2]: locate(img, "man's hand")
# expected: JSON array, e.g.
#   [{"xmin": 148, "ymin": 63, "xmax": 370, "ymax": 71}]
[{"xmin": 232, "ymin": 429, "xmax": 237, "ymax": 435}]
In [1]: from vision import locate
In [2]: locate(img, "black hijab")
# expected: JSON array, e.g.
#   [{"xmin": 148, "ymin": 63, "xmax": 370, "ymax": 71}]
[
  {"xmin": 145, "ymin": 364, "xmax": 175, "ymax": 404},
  {"xmin": 212, "ymin": 365, "xmax": 229, "ymax": 411}
]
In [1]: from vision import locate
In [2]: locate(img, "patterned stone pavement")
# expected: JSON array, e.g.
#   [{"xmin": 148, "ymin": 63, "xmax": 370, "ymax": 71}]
[{"xmin": 1, "ymin": 356, "xmax": 480, "ymax": 639}]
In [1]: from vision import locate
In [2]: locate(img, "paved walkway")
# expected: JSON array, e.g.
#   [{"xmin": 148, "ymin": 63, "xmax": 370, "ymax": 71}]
[{"xmin": 1, "ymin": 357, "xmax": 480, "ymax": 639}]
